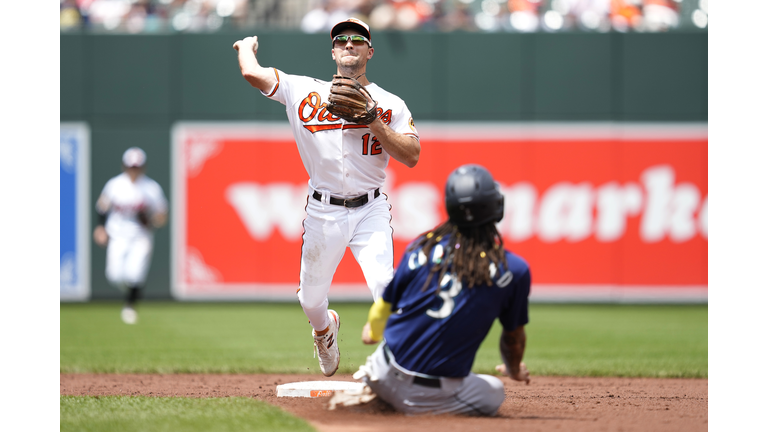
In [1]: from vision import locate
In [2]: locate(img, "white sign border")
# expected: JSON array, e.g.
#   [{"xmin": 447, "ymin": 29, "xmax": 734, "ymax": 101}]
[{"xmin": 60, "ymin": 122, "xmax": 91, "ymax": 302}]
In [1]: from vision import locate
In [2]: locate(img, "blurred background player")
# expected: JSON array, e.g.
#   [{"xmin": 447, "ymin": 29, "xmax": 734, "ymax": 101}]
[
  {"xmin": 93, "ymin": 147, "xmax": 168, "ymax": 325},
  {"xmin": 355, "ymin": 164, "xmax": 531, "ymax": 416},
  {"xmin": 233, "ymin": 18, "xmax": 420, "ymax": 377}
]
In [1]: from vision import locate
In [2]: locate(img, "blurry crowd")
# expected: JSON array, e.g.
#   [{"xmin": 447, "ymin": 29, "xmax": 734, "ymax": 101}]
[
  {"xmin": 59, "ymin": 0, "xmax": 301, "ymax": 33},
  {"xmin": 61, "ymin": 0, "xmax": 708, "ymax": 34}
]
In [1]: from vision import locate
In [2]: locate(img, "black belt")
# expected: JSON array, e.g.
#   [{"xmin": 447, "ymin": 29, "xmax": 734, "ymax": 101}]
[
  {"xmin": 413, "ymin": 375, "xmax": 441, "ymax": 388},
  {"xmin": 382, "ymin": 343, "xmax": 441, "ymax": 389},
  {"xmin": 313, "ymin": 188, "xmax": 379, "ymax": 208}
]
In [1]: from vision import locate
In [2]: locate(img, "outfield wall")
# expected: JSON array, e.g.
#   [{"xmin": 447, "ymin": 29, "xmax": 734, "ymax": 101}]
[{"xmin": 59, "ymin": 31, "xmax": 707, "ymax": 302}]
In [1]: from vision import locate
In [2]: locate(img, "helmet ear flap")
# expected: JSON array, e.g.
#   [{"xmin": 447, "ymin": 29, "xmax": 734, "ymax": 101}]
[{"xmin": 495, "ymin": 187, "xmax": 505, "ymax": 223}]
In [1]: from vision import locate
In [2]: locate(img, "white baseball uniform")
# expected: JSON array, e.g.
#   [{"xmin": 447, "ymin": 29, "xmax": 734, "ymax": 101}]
[
  {"xmin": 97, "ymin": 172, "xmax": 168, "ymax": 289},
  {"xmin": 262, "ymin": 69, "xmax": 419, "ymax": 330}
]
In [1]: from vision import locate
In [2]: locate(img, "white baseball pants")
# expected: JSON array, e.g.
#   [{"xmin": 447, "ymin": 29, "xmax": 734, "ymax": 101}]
[
  {"xmin": 105, "ymin": 234, "xmax": 154, "ymax": 290},
  {"xmin": 297, "ymin": 190, "xmax": 393, "ymax": 331},
  {"xmin": 356, "ymin": 343, "xmax": 506, "ymax": 416}
]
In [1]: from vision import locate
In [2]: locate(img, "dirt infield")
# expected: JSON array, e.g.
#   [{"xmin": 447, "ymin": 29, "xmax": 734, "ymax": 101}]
[{"xmin": 61, "ymin": 373, "xmax": 707, "ymax": 432}]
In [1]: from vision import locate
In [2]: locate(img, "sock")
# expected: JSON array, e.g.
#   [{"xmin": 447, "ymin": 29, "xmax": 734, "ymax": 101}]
[{"xmin": 126, "ymin": 285, "xmax": 142, "ymax": 308}]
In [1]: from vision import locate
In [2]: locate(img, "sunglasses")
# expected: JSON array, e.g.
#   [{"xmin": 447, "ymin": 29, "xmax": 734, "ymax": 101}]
[{"xmin": 332, "ymin": 34, "xmax": 371, "ymax": 47}]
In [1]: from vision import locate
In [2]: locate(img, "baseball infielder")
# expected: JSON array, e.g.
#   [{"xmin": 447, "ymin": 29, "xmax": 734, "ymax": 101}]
[
  {"xmin": 233, "ymin": 18, "xmax": 420, "ymax": 377},
  {"xmin": 93, "ymin": 147, "xmax": 168, "ymax": 325},
  {"xmin": 356, "ymin": 164, "xmax": 531, "ymax": 416}
]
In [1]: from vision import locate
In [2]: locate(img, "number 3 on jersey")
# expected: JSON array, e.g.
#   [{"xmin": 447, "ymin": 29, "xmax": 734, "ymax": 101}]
[
  {"xmin": 427, "ymin": 273, "xmax": 462, "ymax": 319},
  {"xmin": 361, "ymin": 133, "xmax": 381, "ymax": 155},
  {"xmin": 407, "ymin": 245, "xmax": 463, "ymax": 319}
]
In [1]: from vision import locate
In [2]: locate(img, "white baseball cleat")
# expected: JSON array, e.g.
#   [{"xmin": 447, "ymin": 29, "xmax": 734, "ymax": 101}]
[
  {"xmin": 313, "ymin": 310, "xmax": 341, "ymax": 377},
  {"xmin": 121, "ymin": 306, "xmax": 138, "ymax": 325}
]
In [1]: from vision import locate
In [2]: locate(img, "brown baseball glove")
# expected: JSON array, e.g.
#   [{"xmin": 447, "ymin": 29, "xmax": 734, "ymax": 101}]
[
  {"xmin": 326, "ymin": 75, "xmax": 379, "ymax": 125},
  {"xmin": 137, "ymin": 209, "xmax": 151, "ymax": 227}
]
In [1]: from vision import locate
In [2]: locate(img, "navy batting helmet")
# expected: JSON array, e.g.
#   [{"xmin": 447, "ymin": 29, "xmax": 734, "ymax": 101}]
[{"xmin": 445, "ymin": 164, "xmax": 504, "ymax": 227}]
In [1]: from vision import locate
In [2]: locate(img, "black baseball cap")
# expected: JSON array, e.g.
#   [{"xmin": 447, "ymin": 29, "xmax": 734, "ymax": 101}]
[{"xmin": 330, "ymin": 18, "xmax": 372, "ymax": 44}]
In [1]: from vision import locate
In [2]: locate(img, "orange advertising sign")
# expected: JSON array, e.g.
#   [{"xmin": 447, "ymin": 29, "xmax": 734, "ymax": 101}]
[{"xmin": 172, "ymin": 122, "xmax": 707, "ymax": 302}]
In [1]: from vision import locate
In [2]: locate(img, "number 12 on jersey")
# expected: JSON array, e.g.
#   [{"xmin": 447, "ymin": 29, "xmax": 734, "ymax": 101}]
[{"xmin": 361, "ymin": 133, "xmax": 382, "ymax": 155}]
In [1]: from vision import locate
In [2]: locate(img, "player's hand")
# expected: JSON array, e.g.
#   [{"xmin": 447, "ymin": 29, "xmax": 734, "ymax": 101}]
[
  {"xmin": 495, "ymin": 363, "xmax": 508, "ymax": 376},
  {"xmin": 93, "ymin": 225, "xmax": 109, "ymax": 247},
  {"xmin": 361, "ymin": 322, "xmax": 378, "ymax": 345},
  {"xmin": 233, "ymin": 36, "xmax": 258, "ymax": 53},
  {"xmin": 512, "ymin": 362, "xmax": 531, "ymax": 384},
  {"xmin": 495, "ymin": 362, "xmax": 530, "ymax": 385},
  {"xmin": 152, "ymin": 211, "xmax": 168, "ymax": 229}
]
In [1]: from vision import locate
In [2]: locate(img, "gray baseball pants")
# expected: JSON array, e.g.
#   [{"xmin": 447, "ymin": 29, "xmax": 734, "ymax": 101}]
[{"xmin": 356, "ymin": 342, "xmax": 506, "ymax": 416}]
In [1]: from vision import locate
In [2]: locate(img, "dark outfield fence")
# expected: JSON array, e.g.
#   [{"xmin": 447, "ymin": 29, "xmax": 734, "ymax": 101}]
[{"xmin": 60, "ymin": 31, "xmax": 707, "ymax": 300}]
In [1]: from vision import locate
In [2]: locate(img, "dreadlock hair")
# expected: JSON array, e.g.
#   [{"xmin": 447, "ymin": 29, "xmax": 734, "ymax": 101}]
[{"xmin": 407, "ymin": 219, "xmax": 508, "ymax": 295}]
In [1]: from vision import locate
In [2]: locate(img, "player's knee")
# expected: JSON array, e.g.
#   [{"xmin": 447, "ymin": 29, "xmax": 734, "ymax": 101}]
[
  {"xmin": 477, "ymin": 375, "xmax": 505, "ymax": 415},
  {"xmin": 368, "ymin": 280, "xmax": 388, "ymax": 301},
  {"xmin": 297, "ymin": 283, "xmax": 331, "ymax": 309},
  {"xmin": 467, "ymin": 374, "xmax": 505, "ymax": 416},
  {"xmin": 105, "ymin": 268, "xmax": 123, "ymax": 287},
  {"xmin": 364, "ymin": 269, "xmax": 393, "ymax": 300}
]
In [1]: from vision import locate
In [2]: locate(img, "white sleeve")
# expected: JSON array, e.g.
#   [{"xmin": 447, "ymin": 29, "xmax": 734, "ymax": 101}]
[
  {"xmin": 146, "ymin": 181, "xmax": 168, "ymax": 215},
  {"xmin": 96, "ymin": 179, "xmax": 114, "ymax": 213},
  {"xmin": 389, "ymin": 100, "xmax": 419, "ymax": 140},
  {"xmin": 261, "ymin": 68, "xmax": 290, "ymax": 106}
]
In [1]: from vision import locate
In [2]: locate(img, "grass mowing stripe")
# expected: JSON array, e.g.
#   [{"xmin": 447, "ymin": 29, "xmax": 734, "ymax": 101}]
[
  {"xmin": 60, "ymin": 396, "xmax": 315, "ymax": 432},
  {"xmin": 61, "ymin": 302, "xmax": 706, "ymax": 378}
]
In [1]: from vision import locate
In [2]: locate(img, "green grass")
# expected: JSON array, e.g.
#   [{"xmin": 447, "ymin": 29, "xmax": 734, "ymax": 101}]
[
  {"xmin": 475, "ymin": 304, "xmax": 707, "ymax": 378},
  {"xmin": 60, "ymin": 396, "xmax": 314, "ymax": 432},
  {"xmin": 61, "ymin": 302, "xmax": 707, "ymax": 378}
]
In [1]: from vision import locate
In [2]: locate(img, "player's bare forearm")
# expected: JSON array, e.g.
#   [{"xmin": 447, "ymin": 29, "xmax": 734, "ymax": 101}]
[
  {"xmin": 368, "ymin": 120, "xmax": 420, "ymax": 168},
  {"xmin": 499, "ymin": 326, "xmax": 530, "ymax": 384},
  {"xmin": 233, "ymin": 36, "xmax": 277, "ymax": 93}
]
